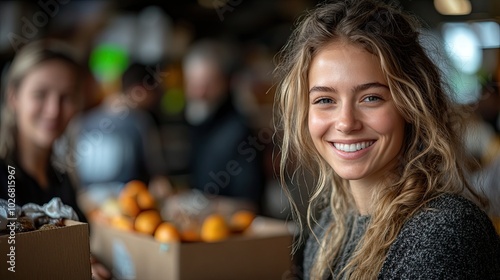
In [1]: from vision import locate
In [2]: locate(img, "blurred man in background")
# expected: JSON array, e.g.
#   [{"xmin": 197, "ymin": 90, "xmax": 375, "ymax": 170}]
[{"xmin": 183, "ymin": 39, "xmax": 265, "ymax": 210}]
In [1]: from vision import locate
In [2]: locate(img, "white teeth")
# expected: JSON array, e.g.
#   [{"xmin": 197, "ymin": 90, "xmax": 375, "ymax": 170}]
[{"xmin": 333, "ymin": 141, "xmax": 374, "ymax": 152}]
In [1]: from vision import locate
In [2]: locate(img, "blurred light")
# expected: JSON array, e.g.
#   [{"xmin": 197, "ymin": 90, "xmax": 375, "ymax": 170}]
[
  {"xmin": 442, "ymin": 23, "xmax": 482, "ymax": 74},
  {"xmin": 89, "ymin": 44, "xmax": 129, "ymax": 83},
  {"xmin": 434, "ymin": 0, "xmax": 471, "ymax": 15},
  {"xmin": 136, "ymin": 6, "xmax": 172, "ymax": 64},
  {"xmin": 471, "ymin": 21, "xmax": 500, "ymax": 48}
]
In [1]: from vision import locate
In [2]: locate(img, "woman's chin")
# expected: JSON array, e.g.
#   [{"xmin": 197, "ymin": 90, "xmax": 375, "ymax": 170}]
[{"xmin": 34, "ymin": 135, "xmax": 60, "ymax": 149}]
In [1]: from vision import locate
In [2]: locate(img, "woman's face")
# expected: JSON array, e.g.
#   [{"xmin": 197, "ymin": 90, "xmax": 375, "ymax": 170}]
[
  {"xmin": 308, "ymin": 41, "xmax": 406, "ymax": 187},
  {"xmin": 11, "ymin": 59, "xmax": 80, "ymax": 149}
]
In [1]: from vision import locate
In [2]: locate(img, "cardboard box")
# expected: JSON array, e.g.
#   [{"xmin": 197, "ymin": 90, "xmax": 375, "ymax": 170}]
[
  {"xmin": 0, "ymin": 220, "xmax": 92, "ymax": 280},
  {"xmin": 91, "ymin": 217, "xmax": 294, "ymax": 280}
]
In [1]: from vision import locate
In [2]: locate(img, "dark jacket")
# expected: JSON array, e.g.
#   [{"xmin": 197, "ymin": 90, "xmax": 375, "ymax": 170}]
[
  {"xmin": 189, "ymin": 96, "xmax": 265, "ymax": 206},
  {"xmin": 0, "ymin": 157, "xmax": 86, "ymax": 223}
]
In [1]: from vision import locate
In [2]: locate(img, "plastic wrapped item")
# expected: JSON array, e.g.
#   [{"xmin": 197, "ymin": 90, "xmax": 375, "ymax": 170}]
[
  {"xmin": 22, "ymin": 197, "xmax": 78, "ymax": 221},
  {"xmin": 0, "ymin": 197, "xmax": 78, "ymax": 232}
]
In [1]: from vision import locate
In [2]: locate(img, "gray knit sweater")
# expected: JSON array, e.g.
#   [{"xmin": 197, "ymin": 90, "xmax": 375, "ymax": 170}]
[{"xmin": 303, "ymin": 194, "xmax": 500, "ymax": 279}]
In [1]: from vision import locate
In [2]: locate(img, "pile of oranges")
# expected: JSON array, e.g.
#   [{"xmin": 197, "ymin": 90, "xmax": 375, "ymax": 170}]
[
  {"xmin": 103, "ymin": 180, "xmax": 256, "ymax": 244},
  {"xmin": 200, "ymin": 210, "xmax": 256, "ymax": 242},
  {"xmin": 108, "ymin": 180, "xmax": 180, "ymax": 242}
]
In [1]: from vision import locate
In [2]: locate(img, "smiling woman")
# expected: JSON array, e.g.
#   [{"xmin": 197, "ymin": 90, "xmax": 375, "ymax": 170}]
[
  {"xmin": 308, "ymin": 41, "xmax": 406, "ymax": 205},
  {"xmin": 274, "ymin": 0, "xmax": 500, "ymax": 279},
  {"xmin": 0, "ymin": 40, "xmax": 83, "ymax": 197},
  {"xmin": 0, "ymin": 40, "xmax": 111, "ymax": 280}
]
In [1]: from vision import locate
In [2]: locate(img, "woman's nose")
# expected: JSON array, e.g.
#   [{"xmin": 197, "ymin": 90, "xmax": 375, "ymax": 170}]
[
  {"xmin": 335, "ymin": 104, "xmax": 361, "ymax": 134},
  {"xmin": 44, "ymin": 95, "xmax": 61, "ymax": 118}
]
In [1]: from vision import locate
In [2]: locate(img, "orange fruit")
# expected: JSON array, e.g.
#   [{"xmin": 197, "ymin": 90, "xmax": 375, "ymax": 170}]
[
  {"xmin": 230, "ymin": 210, "xmax": 255, "ymax": 233},
  {"xmin": 200, "ymin": 214, "xmax": 230, "ymax": 242},
  {"xmin": 154, "ymin": 222, "xmax": 181, "ymax": 243},
  {"xmin": 137, "ymin": 190, "xmax": 156, "ymax": 210},
  {"xmin": 180, "ymin": 227, "xmax": 202, "ymax": 242},
  {"xmin": 118, "ymin": 194, "xmax": 141, "ymax": 218},
  {"xmin": 110, "ymin": 215, "xmax": 134, "ymax": 232},
  {"xmin": 122, "ymin": 180, "xmax": 148, "ymax": 198},
  {"xmin": 179, "ymin": 220, "xmax": 202, "ymax": 242},
  {"xmin": 135, "ymin": 210, "xmax": 162, "ymax": 235}
]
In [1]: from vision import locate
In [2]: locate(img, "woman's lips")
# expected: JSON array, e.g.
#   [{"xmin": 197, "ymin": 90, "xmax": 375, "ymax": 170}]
[
  {"xmin": 333, "ymin": 141, "xmax": 374, "ymax": 152},
  {"xmin": 330, "ymin": 140, "xmax": 376, "ymax": 160}
]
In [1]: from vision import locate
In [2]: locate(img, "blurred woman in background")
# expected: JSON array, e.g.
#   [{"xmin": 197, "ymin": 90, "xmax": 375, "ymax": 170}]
[
  {"xmin": 0, "ymin": 40, "xmax": 110, "ymax": 280},
  {"xmin": 0, "ymin": 40, "xmax": 84, "ymax": 215}
]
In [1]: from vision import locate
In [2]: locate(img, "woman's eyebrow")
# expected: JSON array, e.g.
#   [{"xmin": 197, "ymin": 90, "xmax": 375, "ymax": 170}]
[
  {"xmin": 352, "ymin": 82, "xmax": 389, "ymax": 93},
  {"xmin": 309, "ymin": 86, "xmax": 336, "ymax": 94},
  {"xmin": 309, "ymin": 82, "xmax": 388, "ymax": 95}
]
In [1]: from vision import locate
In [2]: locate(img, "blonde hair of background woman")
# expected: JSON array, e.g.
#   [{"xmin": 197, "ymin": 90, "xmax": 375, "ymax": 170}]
[{"xmin": 274, "ymin": 0, "xmax": 486, "ymax": 279}]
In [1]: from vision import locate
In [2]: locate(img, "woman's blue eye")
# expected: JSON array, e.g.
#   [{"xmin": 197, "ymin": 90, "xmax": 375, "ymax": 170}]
[
  {"xmin": 364, "ymin": 96, "xmax": 381, "ymax": 102},
  {"xmin": 315, "ymin": 98, "xmax": 333, "ymax": 104}
]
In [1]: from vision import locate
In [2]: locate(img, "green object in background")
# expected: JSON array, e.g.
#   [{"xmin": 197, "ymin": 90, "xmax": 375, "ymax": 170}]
[
  {"xmin": 89, "ymin": 44, "xmax": 129, "ymax": 83},
  {"xmin": 161, "ymin": 88, "xmax": 185, "ymax": 115}
]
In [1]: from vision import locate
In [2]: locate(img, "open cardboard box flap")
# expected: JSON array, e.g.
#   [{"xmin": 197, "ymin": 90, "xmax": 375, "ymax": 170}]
[
  {"xmin": 91, "ymin": 216, "xmax": 294, "ymax": 280},
  {"xmin": 0, "ymin": 220, "xmax": 91, "ymax": 280}
]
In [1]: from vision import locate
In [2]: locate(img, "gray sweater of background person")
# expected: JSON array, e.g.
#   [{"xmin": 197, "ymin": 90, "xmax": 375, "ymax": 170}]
[{"xmin": 303, "ymin": 194, "xmax": 500, "ymax": 279}]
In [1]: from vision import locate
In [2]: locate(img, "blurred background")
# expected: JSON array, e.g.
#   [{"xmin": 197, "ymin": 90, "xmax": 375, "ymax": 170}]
[{"xmin": 0, "ymin": 0, "xmax": 499, "ymax": 220}]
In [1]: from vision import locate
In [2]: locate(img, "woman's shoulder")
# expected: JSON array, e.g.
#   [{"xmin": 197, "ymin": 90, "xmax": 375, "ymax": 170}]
[
  {"xmin": 412, "ymin": 193, "xmax": 491, "ymax": 228},
  {"xmin": 401, "ymin": 193, "xmax": 498, "ymax": 246},
  {"xmin": 381, "ymin": 193, "xmax": 500, "ymax": 279}
]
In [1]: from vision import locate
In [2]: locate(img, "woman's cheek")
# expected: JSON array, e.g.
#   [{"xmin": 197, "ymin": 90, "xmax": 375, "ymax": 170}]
[{"xmin": 308, "ymin": 111, "xmax": 329, "ymax": 139}]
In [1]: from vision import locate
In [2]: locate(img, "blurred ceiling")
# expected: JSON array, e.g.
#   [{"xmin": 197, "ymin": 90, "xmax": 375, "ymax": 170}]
[
  {"xmin": 110, "ymin": 0, "xmax": 500, "ymax": 50},
  {"xmin": 1, "ymin": 0, "xmax": 499, "ymax": 55},
  {"xmin": 114, "ymin": 0, "xmax": 314, "ymax": 49},
  {"xmin": 114, "ymin": 0, "xmax": 500, "ymax": 29}
]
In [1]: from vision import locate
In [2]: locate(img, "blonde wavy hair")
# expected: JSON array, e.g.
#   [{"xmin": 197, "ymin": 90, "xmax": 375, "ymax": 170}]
[
  {"xmin": 274, "ymin": 0, "xmax": 485, "ymax": 279},
  {"xmin": 0, "ymin": 40, "xmax": 83, "ymax": 169}
]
